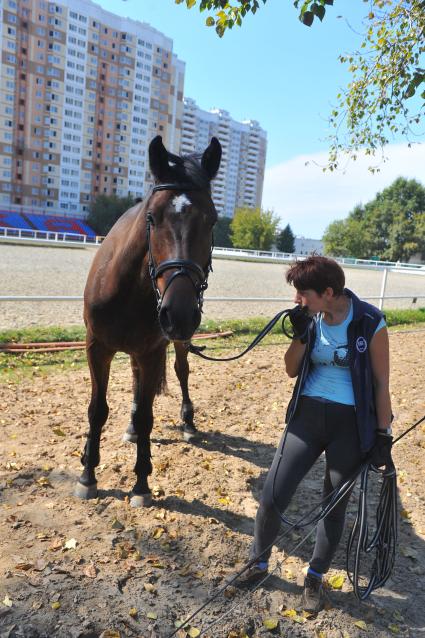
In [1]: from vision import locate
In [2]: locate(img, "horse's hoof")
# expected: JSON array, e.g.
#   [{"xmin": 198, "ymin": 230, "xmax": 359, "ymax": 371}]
[
  {"xmin": 123, "ymin": 431, "xmax": 138, "ymax": 444},
  {"xmin": 74, "ymin": 481, "xmax": 98, "ymax": 500},
  {"xmin": 130, "ymin": 492, "xmax": 152, "ymax": 508},
  {"xmin": 182, "ymin": 424, "xmax": 198, "ymax": 443}
]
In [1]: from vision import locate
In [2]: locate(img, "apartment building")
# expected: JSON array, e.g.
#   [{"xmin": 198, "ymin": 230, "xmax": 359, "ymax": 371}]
[
  {"xmin": 0, "ymin": 0, "xmax": 185, "ymax": 217},
  {"xmin": 181, "ymin": 97, "xmax": 267, "ymax": 218}
]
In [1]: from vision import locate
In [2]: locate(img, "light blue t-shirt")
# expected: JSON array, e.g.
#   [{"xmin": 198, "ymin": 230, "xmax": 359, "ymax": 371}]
[{"xmin": 301, "ymin": 302, "xmax": 386, "ymax": 405}]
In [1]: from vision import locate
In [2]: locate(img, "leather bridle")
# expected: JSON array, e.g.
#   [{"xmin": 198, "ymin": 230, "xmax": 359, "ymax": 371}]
[{"xmin": 146, "ymin": 182, "xmax": 213, "ymax": 313}]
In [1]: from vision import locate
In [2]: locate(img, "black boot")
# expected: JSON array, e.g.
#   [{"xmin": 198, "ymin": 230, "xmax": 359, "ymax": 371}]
[{"xmin": 300, "ymin": 573, "xmax": 330, "ymax": 612}]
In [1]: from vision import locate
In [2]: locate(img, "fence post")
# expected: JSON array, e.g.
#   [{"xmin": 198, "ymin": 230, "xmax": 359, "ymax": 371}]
[{"xmin": 379, "ymin": 268, "xmax": 388, "ymax": 310}]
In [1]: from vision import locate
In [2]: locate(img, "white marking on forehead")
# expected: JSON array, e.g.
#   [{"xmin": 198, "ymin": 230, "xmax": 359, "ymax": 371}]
[{"xmin": 173, "ymin": 194, "xmax": 191, "ymax": 213}]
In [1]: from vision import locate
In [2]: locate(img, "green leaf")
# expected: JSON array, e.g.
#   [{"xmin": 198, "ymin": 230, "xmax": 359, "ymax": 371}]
[
  {"xmin": 312, "ymin": 3, "xmax": 325, "ymax": 21},
  {"xmin": 186, "ymin": 0, "xmax": 196, "ymax": 8},
  {"xmin": 301, "ymin": 10, "xmax": 314, "ymax": 26},
  {"xmin": 205, "ymin": 16, "xmax": 215, "ymax": 26}
]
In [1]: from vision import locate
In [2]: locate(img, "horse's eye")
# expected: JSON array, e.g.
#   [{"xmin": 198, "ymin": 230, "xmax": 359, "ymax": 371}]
[{"xmin": 146, "ymin": 213, "xmax": 155, "ymax": 226}]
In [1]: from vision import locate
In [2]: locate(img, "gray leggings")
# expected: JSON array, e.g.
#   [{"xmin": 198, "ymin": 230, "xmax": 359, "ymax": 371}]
[{"xmin": 251, "ymin": 396, "xmax": 363, "ymax": 574}]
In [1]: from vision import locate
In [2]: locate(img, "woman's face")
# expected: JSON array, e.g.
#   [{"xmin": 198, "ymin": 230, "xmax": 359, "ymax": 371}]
[{"xmin": 294, "ymin": 288, "xmax": 329, "ymax": 314}]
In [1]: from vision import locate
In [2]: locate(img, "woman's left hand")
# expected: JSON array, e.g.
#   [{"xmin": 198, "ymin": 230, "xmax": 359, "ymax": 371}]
[{"xmin": 370, "ymin": 432, "xmax": 394, "ymax": 469}]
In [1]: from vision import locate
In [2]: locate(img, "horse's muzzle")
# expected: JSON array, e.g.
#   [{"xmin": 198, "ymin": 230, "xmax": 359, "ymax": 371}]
[{"xmin": 158, "ymin": 276, "xmax": 202, "ymax": 341}]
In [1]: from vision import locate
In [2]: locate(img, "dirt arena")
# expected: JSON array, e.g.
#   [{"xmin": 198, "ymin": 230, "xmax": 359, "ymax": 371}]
[
  {"xmin": 1, "ymin": 324, "xmax": 424, "ymax": 636},
  {"xmin": 0, "ymin": 243, "xmax": 424, "ymax": 330}
]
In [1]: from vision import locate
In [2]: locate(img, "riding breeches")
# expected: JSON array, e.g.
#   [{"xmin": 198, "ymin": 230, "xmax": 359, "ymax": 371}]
[{"xmin": 251, "ymin": 395, "xmax": 363, "ymax": 574}]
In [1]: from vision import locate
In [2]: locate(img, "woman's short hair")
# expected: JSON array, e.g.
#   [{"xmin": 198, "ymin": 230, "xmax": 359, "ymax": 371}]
[{"xmin": 286, "ymin": 255, "xmax": 345, "ymax": 297}]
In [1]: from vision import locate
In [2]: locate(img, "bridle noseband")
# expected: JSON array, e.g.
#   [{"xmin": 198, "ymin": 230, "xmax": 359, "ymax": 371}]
[{"xmin": 146, "ymin": 182, "xmax": 213, "ymax": 313}]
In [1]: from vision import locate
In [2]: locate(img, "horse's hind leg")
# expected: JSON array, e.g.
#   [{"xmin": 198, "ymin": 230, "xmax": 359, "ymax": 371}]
[
  {"xmin": 174, "ymin": 341, "xmax": 197, "ymax": 442},
  {"xmin": 74, "ymin": 337, "xmax": 114, "ymax": 500},
  {"xmin": 123, "ymin": 355, "xmax": 140, "ymax": 444},
  {"xmin": 130, "ymin": 350, "xmax": 166, "ymax": 507}
]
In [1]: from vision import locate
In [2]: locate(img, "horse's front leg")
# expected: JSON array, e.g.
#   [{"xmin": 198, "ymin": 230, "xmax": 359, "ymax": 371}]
[
  {"xmin": 75, "ymin": 337, "xmax": 115, "ymax": 500},
  {"xmin": 174, "ymin": 341, "xmax": 197, "ymax": 442},
  {"xmin": 123, "ymin": 355, "xmax": 140, "ymax": 444},
  {"xmin": 130, "ymin": 350, "xmax": 166, "ymax": 507}
]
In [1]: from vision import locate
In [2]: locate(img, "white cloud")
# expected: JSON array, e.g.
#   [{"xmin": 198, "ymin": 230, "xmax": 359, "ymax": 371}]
[{"xmin": 262, "ymin": 143, "xmax": 425, "ymax": 239}]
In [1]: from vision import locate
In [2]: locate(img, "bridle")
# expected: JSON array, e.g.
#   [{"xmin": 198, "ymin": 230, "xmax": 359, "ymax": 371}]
[{"xmin": 146, "ymin": 182, "xmax": 213, "ymax": 313}]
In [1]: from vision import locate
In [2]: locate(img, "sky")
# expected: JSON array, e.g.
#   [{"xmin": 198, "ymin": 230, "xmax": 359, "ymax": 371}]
[{"xmin": 99, "ymin": 0, "xmax": 424, "ymax": 238}]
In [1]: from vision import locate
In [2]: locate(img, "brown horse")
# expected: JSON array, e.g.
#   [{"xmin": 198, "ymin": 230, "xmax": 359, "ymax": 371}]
[{"xmin": 75, "ymin": 135, "xmax": 222, "ymax": 506}]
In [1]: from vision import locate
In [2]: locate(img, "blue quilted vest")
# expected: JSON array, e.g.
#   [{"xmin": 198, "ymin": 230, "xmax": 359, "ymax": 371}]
[{"xmin": 285, "ymin": 289, "xmax": 384, "ymax": 453}]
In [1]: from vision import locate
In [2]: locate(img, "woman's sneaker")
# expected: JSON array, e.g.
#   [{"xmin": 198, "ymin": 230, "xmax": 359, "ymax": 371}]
[
  {"xmin": 232, "ymin": 562, "xmax": 268, "ymax": 589},
  {"xmin": 301, "ymin": 573, "xmax": 330, "ymax": 612}
]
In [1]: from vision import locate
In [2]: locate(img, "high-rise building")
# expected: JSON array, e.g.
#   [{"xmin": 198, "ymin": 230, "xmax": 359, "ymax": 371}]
[
  {"xmin": 181, "ymin": 97, "xmax": 267, "ymax": 217},
  {"xmin": 0, "ymin": 0, "xmax": 185, "ymax": 217}
]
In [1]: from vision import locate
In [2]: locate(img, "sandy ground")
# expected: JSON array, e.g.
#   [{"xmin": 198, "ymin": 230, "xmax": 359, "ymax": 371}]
[
  {"xmin": 0, "ymin": 330, "xmax": 424, "ymax": 638},
  {"xmin": 0, "ymin": 243, "xmax": 424, "ymax": 329}
]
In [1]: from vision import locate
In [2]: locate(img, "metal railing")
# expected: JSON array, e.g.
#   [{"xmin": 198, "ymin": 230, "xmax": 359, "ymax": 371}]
[
  {"xmin": 1, "ymin": 226, "xmax": 425, "ymax": 274},
  {"xmin": 0, "ymin": 226, "xmax": 103, "ymax": 245}
]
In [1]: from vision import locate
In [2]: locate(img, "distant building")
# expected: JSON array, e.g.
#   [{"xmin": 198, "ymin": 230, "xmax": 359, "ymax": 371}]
[
  {"xmin": 0, "ymin": 0, "xmax": 185, "ymax": 217},
  {"xmin": 181, "ymin": 98, "xmax": 267, "ymax": 218},
  {"xmin": 294, "ymin": 237, "xmax": 324, "ymax": 255}
]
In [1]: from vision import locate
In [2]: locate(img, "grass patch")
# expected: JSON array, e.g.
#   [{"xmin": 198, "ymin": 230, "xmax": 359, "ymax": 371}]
[
  {"xmin": 0, "ymin": 325, "xmax": 86, "ymax": 344},
  {"xmin": 1, "ymin": 309, "xmax": 424, "ymax": 382}
]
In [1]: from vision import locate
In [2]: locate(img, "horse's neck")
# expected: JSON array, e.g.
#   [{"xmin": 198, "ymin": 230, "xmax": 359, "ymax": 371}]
[{"xmin": 114, "ymin": 202, "xmax": 149, "ymax": 282}]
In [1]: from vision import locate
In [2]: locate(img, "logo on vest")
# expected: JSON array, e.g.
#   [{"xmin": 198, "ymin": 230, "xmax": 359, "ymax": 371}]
[{"xmin": 356, "ymin": 336, "xmax": 367, "ymax": 353}]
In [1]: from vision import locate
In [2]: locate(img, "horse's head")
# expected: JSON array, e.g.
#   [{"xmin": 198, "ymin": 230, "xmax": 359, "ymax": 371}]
[{"xmin": 146, "ymin": 135, "xmax": 222, "ymax": 341}]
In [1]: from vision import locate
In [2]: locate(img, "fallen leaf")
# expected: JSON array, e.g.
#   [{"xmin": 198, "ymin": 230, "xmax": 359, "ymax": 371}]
[
  {"xmin": 36, "ymin": 477, "xmax": 51, "ymax": 487},
  {"xmin": 263, "ymin": 617, "xmax": 279, "ymax": 629},
  {"xmin": 129, "ymin": 608, "xmax": 138, "ymax": 618},
  {"xmin": 146, "ymin": 611, "xmax": 157, "ymax": 620},
  {"xmin": 143, "ymin": 583, "xmax": 156, "ymax": 593},
  {"xmin": 51, "ymin": 602, "xmax": 61, "ymax": 610},
  {"xmin": 52, "ymin": 428, "xmax": 66, "ymax": 437},
  {"xmin": 327, "ymin": 573, "xmax": 345, "ymax": 590},
  {"xmin": 281, "ymin": 609, "xmax": 297, "ymax": 618},
  {"xmin": 111, "ymin": 519, "xmax": 124, "ymax": 531},
  {"xmin": 64, "ymin": 538, "xmax": 77, "ymax": 550},
  {"xmin": 2, "ymin": 595, "xmax": 13, "ymax": 608},
  {"xmin": 152, "ymin": 526, "xmax": 166, "ymax": 540},
  {"xmin": 99, "ymin": 631, "xmax": 121, "ymax": 638},
  {"xmin": 218, "ymin": 496, "xmax": 231, "ymax": 506},
  {"xmin": 388, "ymin": 625, "xmax": 400, "ymax": 634},
  {"xmin": 188, "ymin": 628, "xmax": 201, "ymax": 638},
  {"xmin": 84, "ymin": 563, "xmax": 97, "ymax": 578},
  {"xmin": 15, "ymin": 562, "xmax": 33, "ymax": 571},
  {"xmin": 354, "ymin": 620, "xmax": 368, "ymax": 631}
]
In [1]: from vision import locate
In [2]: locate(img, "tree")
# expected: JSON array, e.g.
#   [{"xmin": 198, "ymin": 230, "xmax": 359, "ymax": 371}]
[
  {"xmin": 214, "ymin": 215, "xmax": 233, "ymax": 247},
  {"xmin": 276, "ymin": 224, "xmax": 295, "ymax": 252},
  {"xmin": 323, "ymin": 177, "xmax": 425, "ymax": 261},
  {"xmin": 87, "ymin": 194, "xmax": 137, "ymax": 236},
  {"xmin": 176, "ymin": 0, "xmax": 425, "ymax": 168},
  {"xmin": 231, "ymin": 206, "xmax": 279, "ymax": 250}
]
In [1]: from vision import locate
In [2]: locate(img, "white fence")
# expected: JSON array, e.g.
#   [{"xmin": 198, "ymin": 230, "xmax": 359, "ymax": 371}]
[
  {"xmin": 1, "ymin": 226, "xmax": 425, "ymax": 275},
  {"xmin": 0, "ymin": 226, "xmax": 103, "ymax": 246}
]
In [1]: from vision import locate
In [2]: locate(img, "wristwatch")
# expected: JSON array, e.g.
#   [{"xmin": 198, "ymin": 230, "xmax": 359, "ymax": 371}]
[{"xmin": 377, "ymin": 426, "xmax": 392, "ymax": 435}]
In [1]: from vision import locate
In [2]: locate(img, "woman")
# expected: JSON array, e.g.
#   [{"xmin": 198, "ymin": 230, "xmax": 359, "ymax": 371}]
[{"xmin": 237, "ymin": 255, "xmax": 393, "ymax": 612}]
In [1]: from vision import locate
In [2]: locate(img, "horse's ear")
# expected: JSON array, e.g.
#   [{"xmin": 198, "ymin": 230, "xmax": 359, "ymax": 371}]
[
  {"xmin": 149, "ymin": 135, "xmax": 170, "ymax": 182},
  {"xmin": 201, "ymin": 137, "xmax": 222, "ymax": 180}
]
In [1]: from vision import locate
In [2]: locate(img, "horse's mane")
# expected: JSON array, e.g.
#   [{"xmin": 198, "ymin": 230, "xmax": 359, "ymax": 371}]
[{"xmin": 166, "ymin": 151, "xmax": 211, "ymax": 190}]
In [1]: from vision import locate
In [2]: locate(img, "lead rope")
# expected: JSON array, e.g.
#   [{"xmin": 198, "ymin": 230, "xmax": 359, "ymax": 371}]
[{"xmin": 166, "ymin": 414, "xmax": 425, "ymax": 638}]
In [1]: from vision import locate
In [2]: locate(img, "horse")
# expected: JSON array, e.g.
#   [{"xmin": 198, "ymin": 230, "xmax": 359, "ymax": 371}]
[{"xmin": 74, "ymin": 135, "xmax": 222, "ymax": 507}]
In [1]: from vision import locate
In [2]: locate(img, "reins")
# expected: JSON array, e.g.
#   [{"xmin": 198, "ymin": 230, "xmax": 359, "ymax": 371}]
[
  {"xmin": 166, "ymin": 415, "xmax": 425, "ymax": 637},
  {"xmin": 187, "ymin": 307, "xmax": 301, "ymax": 361}
]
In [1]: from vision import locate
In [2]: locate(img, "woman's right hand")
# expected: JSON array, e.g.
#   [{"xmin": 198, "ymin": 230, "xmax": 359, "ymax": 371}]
[{"xmin": 288, "ymin": 305, "xmax": 311, "ymax": 343}]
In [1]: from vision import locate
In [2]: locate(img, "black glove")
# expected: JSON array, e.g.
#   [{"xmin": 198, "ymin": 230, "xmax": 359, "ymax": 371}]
[
  {"xmin": 370, "ymin": 431, "xmax": 394, "ymax": 469},
  {"xmin": 288, "ymin": 305, "xmax": 311, "ymax": 343}
]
